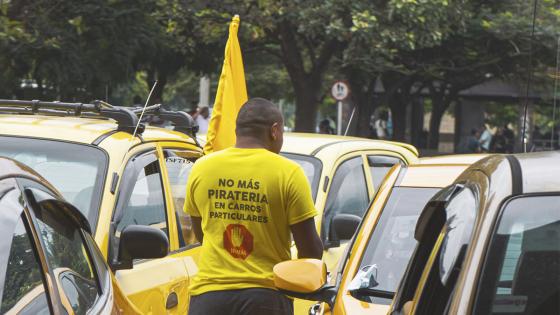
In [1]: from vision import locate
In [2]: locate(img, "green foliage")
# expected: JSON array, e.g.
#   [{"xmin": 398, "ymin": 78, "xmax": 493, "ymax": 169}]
[
  {"xmin": 0, "ymin": 0, "xmax": 158, "ymax": 100},
  {"xmin": 0, "ymin": 0, "xmax": 558, "ymax": 137}
]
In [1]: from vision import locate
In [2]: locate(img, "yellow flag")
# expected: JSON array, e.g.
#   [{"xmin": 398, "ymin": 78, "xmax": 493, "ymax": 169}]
[{"xmin": 204, "ymin": 15, "xmax": 248, "ymax": 153}]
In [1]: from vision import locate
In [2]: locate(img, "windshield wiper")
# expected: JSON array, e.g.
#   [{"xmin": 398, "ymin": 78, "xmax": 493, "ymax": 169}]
[{"xmin": 354, "ymin": 287, "xmax": 394, "ymax": 299}]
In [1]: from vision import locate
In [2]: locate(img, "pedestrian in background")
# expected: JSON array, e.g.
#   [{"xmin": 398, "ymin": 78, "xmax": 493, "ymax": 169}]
[
  {"xmin": 319, "ymin": 119, "xmax": 335, "ymax": 134},
  {"xmin": 490, "ymin": 127, "xmax": 507, "ymax": 153},
  {"xmin": 185, "ymin": 98, "xmax": 323, "ymax": 315},
  {"xmin": 193, "ymin": 106, "xmax": 210, "ymax": 133},
  {"xmin": 479, "ymin": 120, "xmax": 493, "ymax": 152},
  {"xmin": 503, "ymin": 123, "xmax": 515, "ymax": 153},
  {"xmin": 375, "ymin": 110, "xmax": 388, "ymax": 139},
  {"xmin": 459, "ymin": 128, "xmax": 481, "ymax": 153}
]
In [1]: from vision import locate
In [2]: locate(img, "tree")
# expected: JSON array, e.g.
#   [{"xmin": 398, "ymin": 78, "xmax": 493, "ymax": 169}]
[
  {"xmin": 338, "ymin": 0, "xmax": 558, "ymax": 145},
  {"xmin": 336, "ymin": 0, "xmax": 474, "ymax": 140},
  {"xmin": 135, "ymin": 0, "xmax": 223, "ymax": 105},
  {"xmin": 185, "ymin": 0, "xmax": 351, "ymax": 132},
  {"xmin": 0, "ymin": 0, "xmax": 157, "ymax": 100}
]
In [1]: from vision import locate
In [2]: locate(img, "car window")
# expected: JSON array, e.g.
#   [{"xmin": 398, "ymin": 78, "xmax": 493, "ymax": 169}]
[
  {"xmin": 116, "ymin": 152, "xmax": 168, "ymax": 235},
  {"xmin": 414, "ymin": 187, "xmax": 477, "ymax": 315},
  {"xmin": 367, "ymin": 155, "xmax": 402, "ymax": 191},
  {"xmin": 473, "ymin": 195, "xmax": 560, "ymax": 315},
  {"xmin": 281, "ymin": 153, "xmax": 322, "ymax": 200},
  {"xmin": 163, "ymin": 149, "xmax": 199, "ymax": 248},
  {"xmin": 323, "ymin": 156, "xmax": 369, "ymax": 244},
  {"xmin": 113, "ymin": 151, "xmax": 168, "ymax": 254},
  {"xmin": 439, "ymin": 188, "xmax": 476, "ymax": 284},
  {"xmin": 0, "ymin": 187, "xmax": 49, "ymax": 315},
  {"xmin": 29, "ymin": 188, "xmax": 100, "ymax": 315},
  {"xmin": 356, "ymin": 187, "xmax": 440, "ymax": 300},
  {"xmin": 0, "ymin": 136, "xmax": 107, "ymax": 229}
]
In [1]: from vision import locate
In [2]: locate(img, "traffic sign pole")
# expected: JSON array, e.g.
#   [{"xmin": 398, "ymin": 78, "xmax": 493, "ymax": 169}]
[
  {"xmin": 337, "ymin": 101, "xmax": 342, "ymax": 135},
  {"xmin": 331, "ymin": 81, "xmax": 350, "ymax": 136}
]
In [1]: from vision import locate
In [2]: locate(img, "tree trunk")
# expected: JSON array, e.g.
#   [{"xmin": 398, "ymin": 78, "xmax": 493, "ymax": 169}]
[
  {"xmin": 427, "ymin": 85, "xmax": 456, "ymax": 150},
  {"xmin": 347, "ymin": 75, "xmax": 376, "ymax": 137},
  {"xmin": 410, "ymin": 98, "xmax": 424, "ymax": 147},
  {"xmin": 293, "ymin": 79, "xmax": 320, "ymax": 132},
  {"xmin": 428, "ymin": 100, "xmax": 444, "ymax": 150},
  {"xmin": 388, "ymin": 95, "xmax": 408, "ymax": 141},
  {"xmin": 381, "ymin": 73, "xmax": 415, "ymax": 141},
  {"xmin": 276, "ymin": 20, "xmax": 341, "ymax": 132}
]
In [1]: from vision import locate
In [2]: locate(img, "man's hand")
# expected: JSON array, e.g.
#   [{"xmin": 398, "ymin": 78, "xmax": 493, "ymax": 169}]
[
  {"xmin": 192, "ymin": 216, "xmax": 204, "ymax": 244},
  {"xmin": 291, "ymin": 218, "xmax": 323, "ymax": 259}
]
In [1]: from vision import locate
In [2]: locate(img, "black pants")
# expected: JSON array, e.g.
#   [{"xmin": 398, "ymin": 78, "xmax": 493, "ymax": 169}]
[{"xmin": 188, "ymin": 288, "xmax": 293, "ymax": 315}]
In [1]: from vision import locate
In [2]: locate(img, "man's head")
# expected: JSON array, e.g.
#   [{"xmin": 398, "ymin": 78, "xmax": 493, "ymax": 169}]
[
  {"xmin": 236, "ymin": 98, "xmax": 284, "ymax": 153},
  {"xmin": 198, "ymin": 106, "xmax": 210, "ymax": 119}
]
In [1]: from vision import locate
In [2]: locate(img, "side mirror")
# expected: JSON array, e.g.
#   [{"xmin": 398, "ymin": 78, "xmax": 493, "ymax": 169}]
[
  {"xmin": 348, "ymin": 265, "xmax": 378, "ymax": 293},
  {"xmin": 273, "ymin": 259, "xmax": 336, "ymax": 308},
  {"xmin": 332, "ymin": 214, "xmax": 361, "ymax": 241},
  {"xmin": 115, "ymin": 225, "xmax": 169, "ymax": 270}
]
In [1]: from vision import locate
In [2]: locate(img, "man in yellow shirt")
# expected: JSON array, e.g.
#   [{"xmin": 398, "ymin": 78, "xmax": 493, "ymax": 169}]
[{"xmin": 185, "ymin": 98, "xmax": 323, "ymax": 315}]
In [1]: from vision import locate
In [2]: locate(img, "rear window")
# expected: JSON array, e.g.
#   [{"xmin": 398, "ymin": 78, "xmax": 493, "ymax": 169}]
[
  {"xmin": 0, "ymin": 136, "xmax": 107, "ymax": 229},
  {"xmin": 281, "ymin": 153, "xmax": 322, "ymax": 200},
  {"xmin": 473, "ymin": 195, "xmax": 560, "ymax": 315}
]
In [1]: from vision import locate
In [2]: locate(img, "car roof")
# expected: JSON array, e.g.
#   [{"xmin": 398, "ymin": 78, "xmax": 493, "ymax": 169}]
[
  {"xmin": 419, "ymin": 154, "xmax": 488, "ymax": 165},
  {"xmin": 0, "ymin": 114, "xmax": 198, "ymax": 145},
  {"xmin": 399, "ymin": 164, "xmax": 471, "ymax": 188},
  {"xmin": 459, "ymin": 151, "xmax": 560, "ymax": 195},
  {"xmin": 514, "ymin": 151, "xmax": 560, "ymax": 193},
  {"xmin": 281, "ymin": 132, "xmax": 419, "ymax": 157}
]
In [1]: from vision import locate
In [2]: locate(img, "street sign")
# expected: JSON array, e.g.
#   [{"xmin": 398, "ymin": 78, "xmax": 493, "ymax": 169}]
[{"xmin": 331, "ymin": 81, "xmax": 349, "ymax": 101}]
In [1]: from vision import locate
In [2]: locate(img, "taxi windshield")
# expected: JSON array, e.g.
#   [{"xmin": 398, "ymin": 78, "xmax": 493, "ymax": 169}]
[
  {"xmin": 281, "ymin": 153, "xmax": 322, "ymax": 201},
  {"xmin": 358, "ymin": 187, "xmax": 440, "ymax": 294},
  {"xmin": 0, "ymin": 136, "xmax": 107, "ymax": 229}
]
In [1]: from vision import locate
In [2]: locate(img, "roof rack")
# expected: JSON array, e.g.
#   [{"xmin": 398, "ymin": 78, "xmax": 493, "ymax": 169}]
[
  {"xmin": 0, "ymin": 99, "xmax": 142, "ymax": 134},
  {"xmin": 128, "ymin": 104, "xmax": 199, "ymax": 140},
  {"xmin": 0, "ymin": 99, "xmax": 200, "ymax": 145}
]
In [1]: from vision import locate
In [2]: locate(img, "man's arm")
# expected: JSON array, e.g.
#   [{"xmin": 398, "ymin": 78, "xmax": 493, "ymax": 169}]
[
  {"xmin": 191, "ymin": 216, "xmax": 204, "ymax": 244},
  {"xmin": 291, "ymin": 218, "xmax": 323, "ymax": 259}
]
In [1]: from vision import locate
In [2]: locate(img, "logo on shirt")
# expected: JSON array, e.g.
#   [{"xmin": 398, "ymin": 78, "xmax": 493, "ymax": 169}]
[{"xmin": 223, "ymin": 224, "xmax": 253, "ymax": 259}]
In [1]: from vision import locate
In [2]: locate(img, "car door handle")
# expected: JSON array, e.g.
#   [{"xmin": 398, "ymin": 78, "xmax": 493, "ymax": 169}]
[{"xmin": 166, "ymin": 292, "xmax": 178, "ymax": 309}]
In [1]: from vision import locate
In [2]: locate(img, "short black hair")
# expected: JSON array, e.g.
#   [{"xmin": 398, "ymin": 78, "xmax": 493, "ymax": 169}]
[{"xmin": 236, "ymin": 98, "xmax": 283, "ymax": 138}]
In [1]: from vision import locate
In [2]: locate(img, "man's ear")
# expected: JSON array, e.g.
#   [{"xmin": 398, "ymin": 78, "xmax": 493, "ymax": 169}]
[{"xmin": 271, "ymin": 122, "xmax": 279, "ymax": 140}]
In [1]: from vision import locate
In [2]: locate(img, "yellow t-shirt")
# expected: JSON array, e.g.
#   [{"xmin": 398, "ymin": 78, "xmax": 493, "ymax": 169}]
[{"xmin": 184, "ymin": 147, "xmax": 317, "ymax": 296}]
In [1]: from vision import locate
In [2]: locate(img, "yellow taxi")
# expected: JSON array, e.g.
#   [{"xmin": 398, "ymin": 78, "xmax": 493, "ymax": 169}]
[
  {"xmin": 281, "ymin": 133, "xmax": 419, "ymax": 314},
  {"xmin": 0, "ymin": 100, "xmax": 203, "ymax": 314},
  {"xmin": 281, "ymin": 133, "xmax": 419, "ymax": 266},
  {"xmin": 0, "ymin": 157, "xmax": 142, "ymax": 314},
  {"xmin": 388, "ymin": 151, "xmax": 560, "ymax": 315},
  {"xmin": 271, "ymin": 155, "xmax": 485, "ymax": 315}
]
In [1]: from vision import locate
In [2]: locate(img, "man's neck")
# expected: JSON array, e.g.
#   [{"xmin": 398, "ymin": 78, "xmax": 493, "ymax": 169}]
[{"xmin": 235, "ymin": 136, "xmax": 268, "ymax": 150}]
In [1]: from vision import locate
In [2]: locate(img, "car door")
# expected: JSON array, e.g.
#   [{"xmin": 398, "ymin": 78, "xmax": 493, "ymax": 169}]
[
  {"xmin": 109, "ymin": 148, "xmax": 190, "ymax": 314},
  {"xmin": 5, "ymin": 177, "xmax": 130, "ymax": 315},
  {"xmin": 321, "ymin": 152, "xmax": 404, "ymax": 250},
  {"xmin": 402, "ymin": 186, "xmax": 477, "ymax": 315},
  {"xmin": 0, "ymin": 178, "xmax": 52, "ymax": 315},
  {"xmin": 321, "ymin": 154, "xmax": 370, "ymax": 267},
  {"xmin": 158, "ymin": 145, "xmax": 204, "ymax": 312}
]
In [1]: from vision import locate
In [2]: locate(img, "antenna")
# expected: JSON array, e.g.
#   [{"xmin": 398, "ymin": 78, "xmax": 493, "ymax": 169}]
[
  {"xmin": 132, "ymin": 81, "xmax": 158, "ymax": 139},
  {"xmin": 551, "ymin": 36, "xmax": 559, "ymax": 150},
  {"xmin": 521, "ymin": 0, "xmax": 539, "ymax": 153},
  {"xmin": 344, "ymin": 106, "xmax": 357, "ymax": 136}
]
